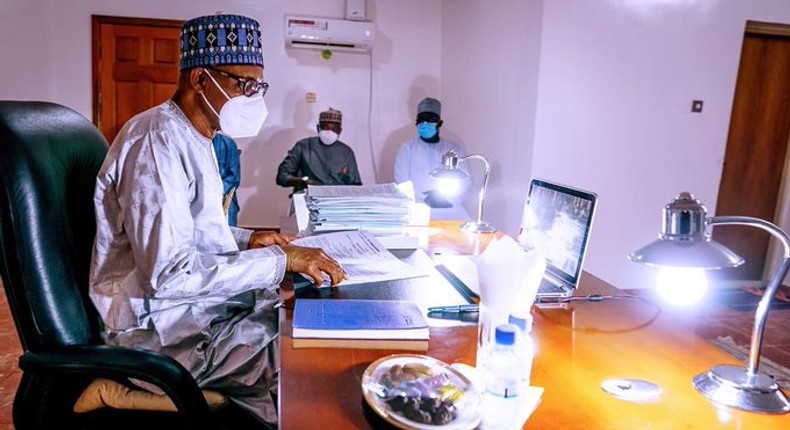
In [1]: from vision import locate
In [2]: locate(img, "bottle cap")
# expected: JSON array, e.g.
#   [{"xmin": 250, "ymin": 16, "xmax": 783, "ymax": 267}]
[{"xmin": 494, "ymin": 323, "xmax": 518, "ymax": 346}]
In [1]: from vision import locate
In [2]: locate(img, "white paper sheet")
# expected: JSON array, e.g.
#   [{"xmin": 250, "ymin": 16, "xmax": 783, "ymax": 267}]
[
  {"xmin": 293, "ymin": 192, "xmax": 310, "ymax": 233},
  {"xmin": 292, "ymin": 230, "xmax": 428, "ymax": 287},
  {"xmin": 307, "ymin": 183, "xmax": 411, "ymax": 201}
]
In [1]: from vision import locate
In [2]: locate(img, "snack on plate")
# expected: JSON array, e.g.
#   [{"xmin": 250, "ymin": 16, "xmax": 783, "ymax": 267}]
[
  {"xmin": 377, "ymin": 362, "xmax": 464, "ymax": 425},
  {"xmin": 362, "ymin": 354, "xmax": 481, "ymax": 430}
]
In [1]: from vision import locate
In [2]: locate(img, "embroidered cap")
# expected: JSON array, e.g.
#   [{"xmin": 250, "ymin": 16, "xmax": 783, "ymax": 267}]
[
  {"xmin": 319, "ymin": 108, "xmax": 343, "ymax": 125},
  {"xmin": 180, "ymin": 14, "xmax": 264, "ymax": 70},
  {"xmin": 417, "ymin": 97, "xmax": 441, "ymax": 116}
]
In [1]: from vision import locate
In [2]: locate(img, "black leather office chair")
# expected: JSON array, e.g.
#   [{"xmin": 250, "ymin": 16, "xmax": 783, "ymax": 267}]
[{"xmin": 0, "ymin": 101, "xmax": 261, "ymax": 430}]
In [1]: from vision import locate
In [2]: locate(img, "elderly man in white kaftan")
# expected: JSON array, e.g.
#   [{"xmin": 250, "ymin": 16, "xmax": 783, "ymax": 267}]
[{"xmin": 90, "ymin": 14, "xmax": 344, "ymax": 426}]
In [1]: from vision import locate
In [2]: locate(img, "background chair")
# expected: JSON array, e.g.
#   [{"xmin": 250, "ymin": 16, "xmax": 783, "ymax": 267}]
[{"xmin": 0, "ymin": 101, "xmax": 260, "ymax": 429}]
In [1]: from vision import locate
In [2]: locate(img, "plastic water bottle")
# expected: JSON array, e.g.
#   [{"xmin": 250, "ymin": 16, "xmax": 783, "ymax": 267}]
[
  {"xmin": 482, "ymin": 323, "xmax": 528, "ymax": 430},
  {"xmin": 508, "ymin": 311, "xmax": 533, "ymax": 335},
  {"xmin": 508, "ymin": 312, "xmax": 535, "ymax": 387}
]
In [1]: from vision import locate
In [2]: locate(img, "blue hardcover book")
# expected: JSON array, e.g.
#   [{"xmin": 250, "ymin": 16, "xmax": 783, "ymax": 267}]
[{"xmin": 292, "ymin": 299, "xmax": 430, "ymax": 350}]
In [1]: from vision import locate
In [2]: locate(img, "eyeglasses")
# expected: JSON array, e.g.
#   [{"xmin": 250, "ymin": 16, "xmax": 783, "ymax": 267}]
[
  {"xmin": 416, "ymin": 112, "xmax": 440, "ymax": 124},
  {"xmin": 208, "ymin": 68, "xmax": 269, "ymax": 97},
  {"xmin": 318, "ymin": 122, "xmax": 342, "ymax": 132}
]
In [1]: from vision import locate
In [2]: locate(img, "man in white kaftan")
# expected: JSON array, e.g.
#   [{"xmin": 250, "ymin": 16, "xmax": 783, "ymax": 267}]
[
  {"xmin": 395, "ymin": 136, "xmax": 463, "ymax": 200},
  {"xmin": 394, "ymin": 97, "xmax": 469, "ymax": 219},
  {"xmin": 89, "ymin": 14, "xmax": 345, "ymax": 426}
]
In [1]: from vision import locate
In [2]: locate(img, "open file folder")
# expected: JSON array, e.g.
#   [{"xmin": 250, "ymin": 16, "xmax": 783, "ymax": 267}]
[{"xmin": 291, "ymin": 230, "xmax": 427, "ymax": 287}]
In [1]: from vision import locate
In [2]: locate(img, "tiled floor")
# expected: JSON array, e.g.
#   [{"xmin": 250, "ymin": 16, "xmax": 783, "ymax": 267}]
[
  {"xmin": 0, "ymin": 285, "xmax": 787, "ymax": 429},
  {"xmin": 0, "ymin": 287, "xmax": 21, "ymax": 430},
  {"xmin": 626, "ymin": 287, "xmax": 790, "ymax": 372}
]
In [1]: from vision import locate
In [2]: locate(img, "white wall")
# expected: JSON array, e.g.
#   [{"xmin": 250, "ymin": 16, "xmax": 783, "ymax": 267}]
[
  {"xmin": 532, "ymin": 0, "xmax": 790, "ymax": 289},
  {"xmin": 5, "ymin": 0, "xmax": 790, "ymax": 290},
  {"xmin": 0, "ymin": 0, "xmax": 442, "ymax": 227},
  {"xmin": 441, "ymin": 0, "xmax": 544, "ymax": 237}
]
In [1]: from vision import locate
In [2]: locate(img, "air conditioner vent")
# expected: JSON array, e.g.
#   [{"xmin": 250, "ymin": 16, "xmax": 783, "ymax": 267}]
[{"xmin": 284, "ymin": 15, "xmax": 375, "ymax": 53}]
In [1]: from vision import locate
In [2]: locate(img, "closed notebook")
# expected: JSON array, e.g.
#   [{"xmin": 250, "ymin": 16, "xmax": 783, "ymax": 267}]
[{"xmin": 292, "ymin": 299, "xmax": 430, "ymax": 350}]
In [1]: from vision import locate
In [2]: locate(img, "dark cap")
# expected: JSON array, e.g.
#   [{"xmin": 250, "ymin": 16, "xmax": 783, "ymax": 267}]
[{"xmin": 417, "ymin": 97, "xmax": 441, "ymax": 116}]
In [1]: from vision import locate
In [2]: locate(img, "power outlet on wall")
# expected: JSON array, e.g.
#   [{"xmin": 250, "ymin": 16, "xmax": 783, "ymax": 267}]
[{"xmin": 345, "ymin": 0, "xmax": 366, "ymax": 21}]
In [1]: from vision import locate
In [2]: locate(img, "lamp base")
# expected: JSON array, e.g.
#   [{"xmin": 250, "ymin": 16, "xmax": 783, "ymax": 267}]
[
  {"xmin": 692, "ymin": 364, "xmax": 790, "ymax": 413},
  {"xmin": 460, "ymin": 220, "xmax": 496, "ymax": 234}
]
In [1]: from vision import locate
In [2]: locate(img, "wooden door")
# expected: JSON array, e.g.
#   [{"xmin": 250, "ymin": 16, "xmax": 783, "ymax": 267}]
[
  {"xmin": 713, "ymin": 22, "xmax": 790, "ymax": 281},
  {"xmin": 92, "ymin": 16, "xmax": 183, "ymax": 143}
]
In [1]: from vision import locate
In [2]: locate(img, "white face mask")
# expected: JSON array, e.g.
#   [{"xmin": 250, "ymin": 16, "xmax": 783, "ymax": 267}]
[
  {"xmin": 318, "ymin": 130, "xmax": 339, "ymax": 145},
  {"xmin": 202, "ymin": 69, "xmax": 268, "ymax": 138}
]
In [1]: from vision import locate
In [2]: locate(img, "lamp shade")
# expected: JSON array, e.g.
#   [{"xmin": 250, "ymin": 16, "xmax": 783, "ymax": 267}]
[
  {"xmin": 429, "ymin": 150, "xmax": 496, "ymax": 234},
  {"xmin": 429, "ymin": 151, "xmax": 471, "ymax": 197},
  {"xmin": 629, "ymin": 191, "xmax": 744, "ymax": 269},
  {"xmin": 629, "ymin": 237, "xmax": 744, "ymax": 269}
]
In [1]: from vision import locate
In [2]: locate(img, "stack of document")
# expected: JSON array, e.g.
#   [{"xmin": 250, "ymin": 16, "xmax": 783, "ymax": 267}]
[{"xmin": 306, "ymin": 183, "xmax": 412, "ymax": 235}]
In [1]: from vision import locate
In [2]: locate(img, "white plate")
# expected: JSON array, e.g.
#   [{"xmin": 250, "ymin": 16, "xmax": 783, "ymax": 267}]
[
  {"xmin": 601, "ymin": 378, "xmax": 663, "ymax": 402},
  {"xmin": 361, "ymin": 354, "xmax": 481, "ymax": 430}
]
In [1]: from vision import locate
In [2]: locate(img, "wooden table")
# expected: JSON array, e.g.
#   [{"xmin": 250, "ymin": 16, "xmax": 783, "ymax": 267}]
[{"xmin": 278, "ymin": 222, "xmax": 790, "ymax": 429}]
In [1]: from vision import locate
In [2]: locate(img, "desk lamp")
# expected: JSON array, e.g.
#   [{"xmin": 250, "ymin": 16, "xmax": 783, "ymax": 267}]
[
  {"xmin": 629, "ymin": 191, "xmax": 790, "ymax": 414},
  {"xmin": 429, "ymin": 150, "xmax": 496, "ymax": 234}
]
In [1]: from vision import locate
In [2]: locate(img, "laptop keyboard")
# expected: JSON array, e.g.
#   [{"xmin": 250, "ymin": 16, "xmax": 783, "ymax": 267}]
[{"xmin": 538, "ymin": 279, "xmax": 566, "ymax": 294}]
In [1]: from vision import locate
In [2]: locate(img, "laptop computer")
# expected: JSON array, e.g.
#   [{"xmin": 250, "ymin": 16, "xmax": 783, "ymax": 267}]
[{"xmin": 517, "ymin": 179, "xmax": 597, "ymax": 299}]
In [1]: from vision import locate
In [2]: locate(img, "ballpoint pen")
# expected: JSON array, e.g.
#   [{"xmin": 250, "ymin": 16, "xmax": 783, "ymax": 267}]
[{"xmin": 427, "ymin": 304, "xmax": 479, "ymax": 313}]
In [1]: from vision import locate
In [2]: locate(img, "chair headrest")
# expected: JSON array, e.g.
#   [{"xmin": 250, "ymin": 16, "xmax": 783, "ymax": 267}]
[{"xmin": 0, "ymin": 101, "xmax": 109, "ymax": 350}]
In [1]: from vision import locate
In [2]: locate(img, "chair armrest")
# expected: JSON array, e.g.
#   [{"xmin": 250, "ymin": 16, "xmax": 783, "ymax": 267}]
[{"xmin": 19, "ymin": 345, "xmax": 214, "ymax": 429}]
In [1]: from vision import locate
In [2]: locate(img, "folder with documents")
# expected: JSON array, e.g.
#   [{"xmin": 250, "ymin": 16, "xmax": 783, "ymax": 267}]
[{"xmin": 292, "ymin": 299, "xmax": 430, "ymax": 350}]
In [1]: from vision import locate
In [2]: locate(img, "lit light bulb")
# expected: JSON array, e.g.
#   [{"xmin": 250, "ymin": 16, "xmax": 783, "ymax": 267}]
[
  {"xmin": 434, "ymin": 176, "xmax": 465, "ymax": 197},
  {"xmin": 655, "ymin": 267, "xmax": 708, "ymax": 306}
]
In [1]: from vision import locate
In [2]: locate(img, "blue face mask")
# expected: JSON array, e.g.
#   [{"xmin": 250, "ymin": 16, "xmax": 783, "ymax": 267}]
[{"xmin": 417, "ymin": 122, "xmax": 438, "ymax": 140}]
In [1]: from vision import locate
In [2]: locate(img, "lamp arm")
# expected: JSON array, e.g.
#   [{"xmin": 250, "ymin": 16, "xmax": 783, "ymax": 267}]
[
  {"xmin": 460, "ymin": 154, "xmax": 490, "ymax": 224},
  {"xmin": 708, "ymin": 215, "xmax": 790, "ymax": 375}
]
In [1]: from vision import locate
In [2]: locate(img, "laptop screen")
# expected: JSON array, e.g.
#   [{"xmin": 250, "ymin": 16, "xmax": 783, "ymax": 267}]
[{"xmin": 517, "ymin": 179, "xmax": 597, "ymax": 288}]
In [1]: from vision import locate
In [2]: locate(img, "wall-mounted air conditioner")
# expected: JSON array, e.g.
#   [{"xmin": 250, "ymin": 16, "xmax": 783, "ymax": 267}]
[{"xmin": 284, "ymin": 16, "xmax": 375, "ymax": 53}]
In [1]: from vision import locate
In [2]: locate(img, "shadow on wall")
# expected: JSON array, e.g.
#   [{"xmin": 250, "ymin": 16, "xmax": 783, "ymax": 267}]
[
  {"xmin": 242, "ymin": 3, "xmax": 389, "ymax": 224},
  {"xmin": 239, "ymin": 87, "xmax": 317, "ymax": 226},
  {"xmin": 282, "ymin": 22, "xmax": 391, "ymax": 186}
]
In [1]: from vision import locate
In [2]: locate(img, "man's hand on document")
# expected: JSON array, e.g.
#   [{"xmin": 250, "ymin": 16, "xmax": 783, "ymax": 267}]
[
  {"xmin": 281, "ymin": 244, "xmax": 347, "ymax": 287},
  {"xmin": 249, "ymin": 231, "xmax": 297, "ymax": 247}
]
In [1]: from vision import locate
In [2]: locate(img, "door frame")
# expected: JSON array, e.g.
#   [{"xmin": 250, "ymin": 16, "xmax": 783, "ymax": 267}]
[
  {"xmin": 713, "ymin": 20, "xmax": 790, "ymax": 283},
  {"xmin": 90, "ymin": 15, "xmax": 184, "ymax": 132}
]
